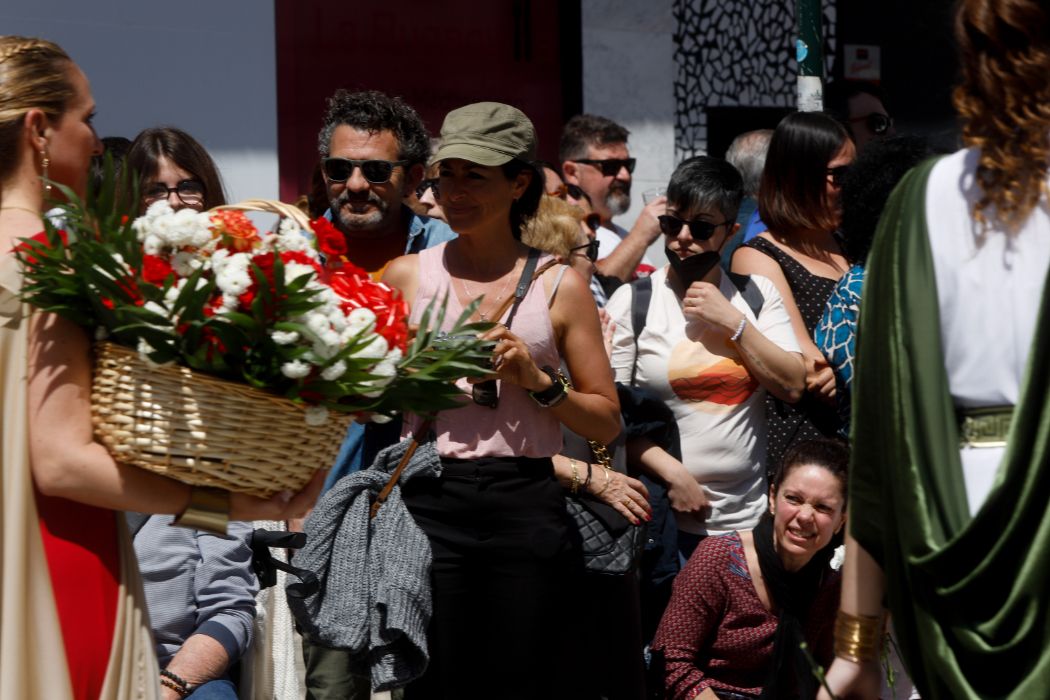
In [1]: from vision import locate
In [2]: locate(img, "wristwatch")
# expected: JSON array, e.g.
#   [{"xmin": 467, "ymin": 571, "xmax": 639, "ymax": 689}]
[{"xmin": 529, "ymin": 365, "xmax": 570, "ymax": 408}]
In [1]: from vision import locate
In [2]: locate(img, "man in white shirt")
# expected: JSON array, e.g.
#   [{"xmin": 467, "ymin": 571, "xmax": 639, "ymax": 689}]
[{"xmin": 560, "ymin": 114, "xmax": 662, "ymax": 282}]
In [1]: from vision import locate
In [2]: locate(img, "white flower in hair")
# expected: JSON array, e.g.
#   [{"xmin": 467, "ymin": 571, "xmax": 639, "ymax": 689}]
[{"xmin": 830, "ymin": 545, "xmax": 846, "ymax": 571}]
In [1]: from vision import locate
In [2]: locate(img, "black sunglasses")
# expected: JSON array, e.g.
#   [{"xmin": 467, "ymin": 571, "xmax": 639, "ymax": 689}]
[
  {"xmin": 826, "ymin": 165, "xmax": 851, "ymax": 187},
  {"xmin": 415, "ymin": 177, "xmax": 439, "ymax": 199},
  {"xmin": 849, "ymin": 112, "xmax": 893, "ymax": 137},
  {"xmin": 573, "ymin": 158, "xmax": 636, "ymax": 176},
  {"xmin": 658, "ymin": 214, "xmax": 730, "ymax": 241},
  {"xmin": 583, "ymin": 213, "xmax": 601, "ymax": 233},
  {"xmin": 570, "ymin": 239, "xmax": 600, "ymax": 263},
  {"xmin": 322, "ymin": 157, "xmax": 409, "ymax": 184}
]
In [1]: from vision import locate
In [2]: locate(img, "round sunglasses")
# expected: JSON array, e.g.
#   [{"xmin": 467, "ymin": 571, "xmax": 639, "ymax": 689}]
[{"xmin": 569, "ymin": 238, "xmax": 600, "ymax": 263}]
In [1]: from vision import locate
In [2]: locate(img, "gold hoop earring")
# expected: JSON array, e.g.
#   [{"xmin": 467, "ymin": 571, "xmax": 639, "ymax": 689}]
[{"xmin": 40, "ymin": 149, "xmax": 52, "ymax": 196}]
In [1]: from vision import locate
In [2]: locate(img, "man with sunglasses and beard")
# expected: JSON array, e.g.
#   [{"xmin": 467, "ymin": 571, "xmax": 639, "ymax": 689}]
[
  {"xmin": 606, "ymin": 156, "xmax": 805, "ymax": 563},
  {"xmin": 560, "ymin": 113, "xmax": 662, "ymax": 283},
  {"xmin": 304, "ymin": 89, "xmax": 455, "ymax": 700}
]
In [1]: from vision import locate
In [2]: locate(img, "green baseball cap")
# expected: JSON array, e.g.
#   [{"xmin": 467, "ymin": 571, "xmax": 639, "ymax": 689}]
[{"xmin": 431, "ymin": 102, "xmax": 537, "ymax": 166}]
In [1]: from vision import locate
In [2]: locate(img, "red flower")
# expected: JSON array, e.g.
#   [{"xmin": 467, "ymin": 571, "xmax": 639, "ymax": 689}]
[
  {"xmin": 323, "ymin": 268, "xmax": 409, "ymax": 354},
  {"xmin": 141, "ymin": 254, "xmax": 174, "ymax": 285},
  {"xmin": 311, "ymin": 217, "xmax": 347, "ymax": 258}
]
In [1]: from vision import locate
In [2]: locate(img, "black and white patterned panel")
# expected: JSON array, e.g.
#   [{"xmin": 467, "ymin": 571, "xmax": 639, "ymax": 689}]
[{"xmin": 672, "ymin": 0, "xmax": 837, "ymax": 159}]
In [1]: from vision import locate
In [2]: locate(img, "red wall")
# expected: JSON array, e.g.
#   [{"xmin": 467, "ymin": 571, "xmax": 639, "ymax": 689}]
[{"xmin": 275, "ymin": 1, "xmax": 571, "ymax": 202}]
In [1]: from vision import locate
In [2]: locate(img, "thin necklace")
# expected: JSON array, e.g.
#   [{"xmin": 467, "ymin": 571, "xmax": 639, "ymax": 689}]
[
  {"xmin": 459, "ymin": 259, "xmax": 519, "ymax": 321},
  {"xmin": 0, "ymin": 206, "xmax": 42, "ymax": 217}
]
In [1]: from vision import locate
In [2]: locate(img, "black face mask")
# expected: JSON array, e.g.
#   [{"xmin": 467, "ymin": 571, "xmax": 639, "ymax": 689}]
[{"xmin": 665, "ymin": 247, "xmax": 721, "ymax": 288}]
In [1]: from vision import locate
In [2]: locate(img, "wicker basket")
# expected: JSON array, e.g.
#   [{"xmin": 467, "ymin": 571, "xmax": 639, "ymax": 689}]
[{"xmin": 91, "ymin": 342, "xmax": 352, "ymax": 497}]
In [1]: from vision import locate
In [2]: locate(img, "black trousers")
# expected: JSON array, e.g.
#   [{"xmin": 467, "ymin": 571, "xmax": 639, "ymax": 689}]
[{"xmin": 401, "ymin": 456, "xmax": 586, "ymax": 700}]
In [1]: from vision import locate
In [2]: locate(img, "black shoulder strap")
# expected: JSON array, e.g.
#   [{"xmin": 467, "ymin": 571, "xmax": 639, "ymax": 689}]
[
  {"xmin": 727, "ymin": 271, "xmax": 764, "ymax": 320},
  {"xmin": 504, "ymin": 247, "xmax": 541, "ymax": 329},
  {"xmin": 630, "ymin": 275, "xmax": 652, "ymax": 387}
]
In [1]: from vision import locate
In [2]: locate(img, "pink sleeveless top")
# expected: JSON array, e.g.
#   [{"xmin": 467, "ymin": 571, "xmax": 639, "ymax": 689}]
[{"xmin": 405, "ymin": 243, "xmax": 564, "ymax": 459}]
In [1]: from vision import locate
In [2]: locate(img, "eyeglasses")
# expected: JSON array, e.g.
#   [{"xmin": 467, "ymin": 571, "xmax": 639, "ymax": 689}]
[
  {"xmin": 143, "ymin": 179, "xmax": 205, "ymax": 206},
  {"xmin": 322, "ymin": 157, "xmax": 409, "ymax": 184},
  {"xmin": 583, "ymin": 213, "xmax": 601, "ymax": 233},
  {"xmin": 658, "ymin": 214, "xmax": 730, "ymax": 241},
  {"xmin": 826, "ymin": 165, "xmax": 851, "ymax": 187},
  {"xmin": 569, "ymin": 239, "xmax": 600, "ymax": 263},
  {"xmin": 415, "ymin": 178, "xmax": 439, "ymax": 199},
  {"xmin": 849, "ymin": 112, "xmax": 893, "ymax": 137},
  {"xmin": 547, "ymin": 183, "xmax": 584, "ymax": 200},
  {"xmin": 572, "ymin": 158, "xmax": 636, "ymax": 176}
]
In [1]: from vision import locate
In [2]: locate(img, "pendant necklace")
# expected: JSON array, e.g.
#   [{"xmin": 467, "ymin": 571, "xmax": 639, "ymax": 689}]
[{"xmin": 459, "ymin": 259, "xmax": 519, "ymax": 322}]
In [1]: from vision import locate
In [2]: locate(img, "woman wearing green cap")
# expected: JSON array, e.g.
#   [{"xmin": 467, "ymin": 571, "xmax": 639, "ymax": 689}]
[{"xmin": 384, "ymin": 102, "xmax": 621, "ymax": 698}]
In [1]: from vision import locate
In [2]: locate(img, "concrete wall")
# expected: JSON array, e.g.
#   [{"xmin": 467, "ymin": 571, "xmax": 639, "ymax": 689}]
[
  {"xmin": 581, "ymin": 0, "xmax": 676, "ymax": 265},
  {"xmin": 2, "ymin": 0, "xmax": 279, "ymax": 204}
]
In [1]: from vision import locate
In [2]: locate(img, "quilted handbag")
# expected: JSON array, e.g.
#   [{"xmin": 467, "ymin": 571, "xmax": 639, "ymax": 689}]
[{"xmin": 566, "ymin": 441, "xmax": 645, "ymax": 575}]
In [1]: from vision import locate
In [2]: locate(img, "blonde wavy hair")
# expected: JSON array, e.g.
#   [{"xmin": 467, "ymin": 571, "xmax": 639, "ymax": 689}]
[
  {"xmin": 953, "ymin": 0, "xmax": 1050, "ymax": 229},
  {"xmin": 522, "ymin": 194, "xmax": 588, "ymax": 258},
  {"xmin": 0, "ymin": 36, "xmax": 73, "ymax": 187}
]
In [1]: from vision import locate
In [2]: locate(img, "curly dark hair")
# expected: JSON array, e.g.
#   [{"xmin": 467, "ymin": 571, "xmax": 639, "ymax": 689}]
[
  {"xmin": 840, "ymin": 134, "xmax": 935, "ymax": 263},
  {"xmin": 558, "ymin": 113, "xmax": 630, "ymax": 162},
  {"xmin": 317, "ymin": 89, "xmax": 430, "ymax": 166},
  {"xmin": 772, "ymin": 438, "xmax": 849, "ymax": 503},
  {"xmin": 953, "ymin": 0, "xmax": 1050, "ymax": 229}
]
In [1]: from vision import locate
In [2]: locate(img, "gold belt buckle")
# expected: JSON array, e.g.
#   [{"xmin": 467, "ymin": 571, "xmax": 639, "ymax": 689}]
[{"xmin": 959, "ymin": 408, "xmax": 1012, "ymax": 448}]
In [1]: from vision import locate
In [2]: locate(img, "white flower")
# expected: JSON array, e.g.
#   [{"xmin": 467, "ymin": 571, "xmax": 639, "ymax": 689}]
[
  {"xmin": 359, "ymin": 360, "xmax": 397, "ymax": 397},
  {"xmin": 284, "ymin": 262, "xmax": 317, "ymax": 284},
  {"xmin": 271, "ymin": 330, "xmax": 300, "ymax": 345},
  {"xmin": 142, "ymin": 234, "xmax": 164, "ymax": 256},
  {"xmin": 280, "ymin": 359, "xmax": 312, "ymax": 379},
  {"xmin": 352, "ymin": 335, "xmax": 388, "ymax": 360},
  {"xmin": 830, "ymin": 544, "xmax": 846, "ymax": 571},
  {"xmin": 304, "ymin": 405, "xmax": 329, "ymax": 426},
  {"xmin": 278, "ymin": 217, "xmax": 302, "ymax": 237},
  {"xmin": 370, "ymin": 413, "xmax": 392, "ymax": 425},
  {"xmin": 172, "ymin": 251, "xmax": 202, "ymax": 278},
  {"xmin": 320, "ymin": 360, "xmax": 347, "ymax": 381},
  {"xmin": 347, "ymin": 308, "xmax": 376, "ymax": 333},
  {"xmin": 142, "ymin": 300, "xmax": 169, "ymax": 322}
]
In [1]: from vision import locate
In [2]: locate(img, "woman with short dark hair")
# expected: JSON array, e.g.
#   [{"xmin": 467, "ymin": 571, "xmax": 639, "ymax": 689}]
[{"xmin": 731, "ymin": 112, "xmax": 854, "ymax": 470}]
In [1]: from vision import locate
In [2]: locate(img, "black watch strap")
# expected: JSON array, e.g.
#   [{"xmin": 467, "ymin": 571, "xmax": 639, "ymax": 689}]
[{"xmin": 529, "ymin": 365, "xmax": 569, "ymax": 407}]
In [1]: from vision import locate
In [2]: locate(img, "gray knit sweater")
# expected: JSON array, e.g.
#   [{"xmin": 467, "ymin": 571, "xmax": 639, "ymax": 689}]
[{"xmin": 288, "ymin": 433, "xmax": 439, "ymax": 691}]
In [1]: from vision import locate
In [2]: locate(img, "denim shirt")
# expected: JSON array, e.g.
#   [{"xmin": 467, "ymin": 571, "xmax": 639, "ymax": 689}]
[{"xmin": 322, "ymin": 207, "xmax": 456, "ymax": 492}]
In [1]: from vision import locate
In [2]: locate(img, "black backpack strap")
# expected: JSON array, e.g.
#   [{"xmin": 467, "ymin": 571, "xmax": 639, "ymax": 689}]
[
  {"xmin": 630, "ymin": 275, "xmax": 652, "ymax": 387},
  {"xmin": 727, "ymin": 271, "xmax": 764, "ymax": 320}
]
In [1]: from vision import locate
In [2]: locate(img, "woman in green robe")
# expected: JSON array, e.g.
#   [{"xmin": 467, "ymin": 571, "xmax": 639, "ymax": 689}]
[{"xmin": 820, "ymin": 1, "xmax": 1050, "ymax": 698}]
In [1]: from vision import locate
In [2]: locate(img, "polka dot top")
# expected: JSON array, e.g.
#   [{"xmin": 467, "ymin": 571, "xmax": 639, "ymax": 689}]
[{"xmin": 743, "ymin": 237, "xmax": 843, "ymax": 468}]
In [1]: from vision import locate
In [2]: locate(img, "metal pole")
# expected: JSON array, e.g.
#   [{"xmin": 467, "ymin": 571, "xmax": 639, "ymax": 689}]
[{"xmin": 796, "ymin": 0, "xmax": 825, "ymax": 111}]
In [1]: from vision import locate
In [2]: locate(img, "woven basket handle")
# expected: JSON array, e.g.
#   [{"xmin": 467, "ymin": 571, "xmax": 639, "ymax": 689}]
[
  {"xmin": 370, "ymin": 420, "xmax": 433, "ymax": 520},
  {"xmin": 210, "ymin": 199, "xmax": 314, "ymax": 233}
]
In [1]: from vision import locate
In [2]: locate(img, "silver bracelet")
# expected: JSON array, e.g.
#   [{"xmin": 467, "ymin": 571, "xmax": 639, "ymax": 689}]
[{"xmin": 730, "ymin": 317, "xmax": 747, "ymax": 342}]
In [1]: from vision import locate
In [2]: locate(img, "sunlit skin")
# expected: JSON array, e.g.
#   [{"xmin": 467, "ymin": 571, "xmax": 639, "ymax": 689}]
[
  {"xmin": 563, "ymin": 142, "xmax": 632, "ymax": 223},
  {"xmin": 44, "ymin": 63, "xmax": 102, "ymax": 200},
  {"xmin": 436, "ymin": 159, "xmax": 526, "ymax": 236},
  {"xmin": 769, "ymin": 464, "xmax": 846, "ymax": 572}
]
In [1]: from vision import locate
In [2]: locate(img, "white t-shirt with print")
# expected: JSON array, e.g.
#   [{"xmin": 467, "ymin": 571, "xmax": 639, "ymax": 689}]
[{"xmin": 606, "ymin": 266, "xmax": 800, "ymax": 535}]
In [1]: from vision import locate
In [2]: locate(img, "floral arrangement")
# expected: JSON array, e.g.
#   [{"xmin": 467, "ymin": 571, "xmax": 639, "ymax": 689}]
[{"xmin": 16, "ymin": 168, "xmax": 490, "ymax": 424}]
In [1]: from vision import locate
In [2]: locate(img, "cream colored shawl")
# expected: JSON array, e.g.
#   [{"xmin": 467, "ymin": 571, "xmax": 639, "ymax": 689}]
[{"xmin": 0, "ymin": 252, "xmax": 159, "ymax": 700}]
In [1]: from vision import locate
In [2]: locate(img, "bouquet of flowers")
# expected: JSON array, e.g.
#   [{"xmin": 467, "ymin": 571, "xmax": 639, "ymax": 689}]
[{"xmin": 16, "ymin": 168, "xmax": 489, "ymax": 495}]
